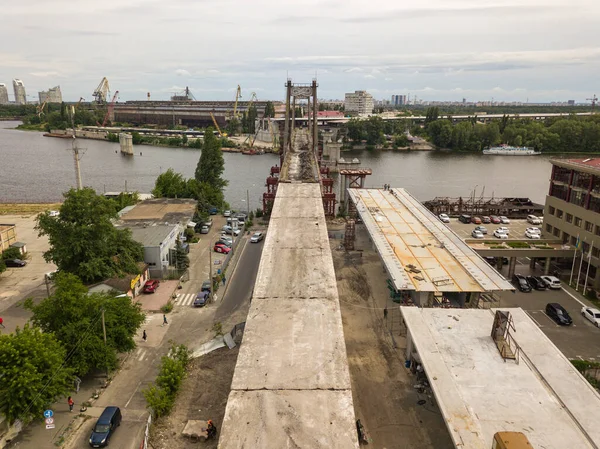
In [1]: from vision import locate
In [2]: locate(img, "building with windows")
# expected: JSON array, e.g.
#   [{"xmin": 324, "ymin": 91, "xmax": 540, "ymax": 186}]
[
  {"xmin": 391, "ymin": 94, "xmax": 407, "ymax": 106},
  {"xmin": 545, "ymin": 158, "xmax": 600, "ymax": 287},
  {"xmin": 12, "ymin": 79, "xmax": 26, "ymax": 104},
  {"xmin": 38, "ymin": 86, "xmax": 62, "ymax": 104},
  {"xmin": 344, "ymin": 91, "xmax": 374, "ymax": 115},
  {"xmin": 0, "ymin": 84, "xmax": 9, "ymax": 104}
]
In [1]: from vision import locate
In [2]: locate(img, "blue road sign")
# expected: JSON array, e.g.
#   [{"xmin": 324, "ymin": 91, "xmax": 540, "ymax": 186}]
[{"xmin": 43, "ymin": 409, "xmax": 53, "ymax": 418}]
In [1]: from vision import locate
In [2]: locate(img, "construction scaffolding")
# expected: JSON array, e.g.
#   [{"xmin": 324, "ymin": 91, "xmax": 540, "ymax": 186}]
[{"xmin": 423, "ymin": 196, "xmax": 544, "ymax": 218}]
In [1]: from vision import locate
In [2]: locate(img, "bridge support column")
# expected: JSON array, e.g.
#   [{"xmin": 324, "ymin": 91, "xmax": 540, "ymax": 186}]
[
  {"xmin": 507, "ymin": 257, "xmax": 517, "ymax": 279},
  {"xmin": 529, "ymin": 257, "xmax": 536, "ymax": 269},
  {"xmin": 544, "ymin": 257, "xmax": 551, "ymax": 275},
  {"xmin": 496, "ymin": 257, "xmax": 503, "ymax": 271}
]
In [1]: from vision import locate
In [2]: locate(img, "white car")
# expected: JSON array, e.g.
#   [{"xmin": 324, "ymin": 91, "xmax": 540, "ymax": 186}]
[
  {"xmin": 221, "ymin": 225, "xmax": 241, "ymax": 236},
  {"xmin": 471, "ymin": 230, "xmax": 484, "ymax": 239},
  {"xmin": 581, "ymin": 307, "xmax": 600, "ymax": 327},
  {"xmin": 439, "ymin": 213, "xmax": 450, "ymax": 223},
  {"xmin": 497, "ymin": 227, "xmax": 510, "ymax": 235},
  {"xmin": 525, "ymin": 227, "xmax": 541, "ymax": 234},
  {"xmin": 474, "ymin": 225, "xmax": 488, "ymax": 234},
  {"xmin": 223, "ymin": 210, "xmax": 232, "ymax": 217},
  {"xmin": 499, "ymin": 216, "xmax": 510, "ymax": 224},
  {"xmin": 540, "ymin": 275, "xmax": 561, "ymax": 289},
  {"xmin": 48, "ymin": 210, "xmax": 60, "ymax": 217},
  {"xmin": 527, "ymin": 215, "xmax": 542, "ymax": 225},
  {"xmin": 525, "ymin": 230, "xmax": 541, "ymax": 239},
  {"xmin": 250, "ymin": 232, "xmax": 264, "ymax": 243},
  {"xmin": 493, "ymin": 229, "xmax": 509, "ymax": 239}
]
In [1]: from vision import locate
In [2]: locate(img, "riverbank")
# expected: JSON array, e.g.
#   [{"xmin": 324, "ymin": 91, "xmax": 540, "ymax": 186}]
[{"xmin": 0, "ymin": 203, "xmax": 62, "ymax": 215}]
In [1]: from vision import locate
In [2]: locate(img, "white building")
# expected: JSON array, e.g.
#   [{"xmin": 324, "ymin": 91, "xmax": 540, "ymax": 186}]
[
  {"xmin": 0, "ymin": 84, "xmax": 9, "ymax": 104},
  {"xmin": 12, "ymin": 79, "xmax": 26, "ymax": 105},
  {"xmin": 128, "ymin": 225, "xmax": 179, "ymax": 278},
  {"xmin": 344, "ymin": 91, "xmax": 374, "ymax": 115},
  {"xmin": 38, "ymin": 86, "xmax": 62, "ymax": 104}
]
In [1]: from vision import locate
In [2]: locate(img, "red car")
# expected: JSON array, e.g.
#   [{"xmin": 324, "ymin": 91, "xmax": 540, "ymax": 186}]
[
  {"xmin": 214, "ymin": 242, "xmax": 231, "ymax": 254},
  {"xmin": 490, "ymin": 215, "xmax": 502, "ymax": 224},
  {"xmin": 471, "ymin": 216, "xmax": 482, "ymax": 224},
  {"xmin": 143, "ymin": 279, "xmax": 160, "ymax": 293}
]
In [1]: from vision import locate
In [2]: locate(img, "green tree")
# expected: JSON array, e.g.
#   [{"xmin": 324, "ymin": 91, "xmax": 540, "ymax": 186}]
[
  {"xmin": 346, "ymin": 118, "xmax": 364, "ymax": 142},
  {"xmin": 174, "ymin": 238, "xmax": 189, "ymax": 270},
  {"xmin": 109, "ymin": 192, "xmax": 140, "ymax": 214},
  {"xmin": 424, "ymin": 107, "xmax": 439, "ymax": 127},
  {"xmin": 195, "ymin": 127, "xmax": 227, "ymax": 209},
  {"xmin": 0, "ymin": 324, "xmax": 73, "ymax": 424},
  {"xmin": 25, "ymin": 272, "xmax": 145, "ymax": 376},
  {"xmin": 393, "ymin": 134, "xmax": 410, "ymax": 148},
  {"xmin": 264, "ymin": 101, "xmax": 276, "ymax": 118},
  {"xmin": 365, "ymin": 116, "xmax": 385, "ymax": 145},
  {"xmin": 0, "ymin": 259, "xmax": 5, "ymax": 275},
  {"xmin": 152, "ymin": 169, "xmax": 190, "ymax": 198},
  {"xmin": 225, "ymin": 117, "xmax": 240, "ymax": 136},
  {"xmin": 36, "ymin": 188, "xmax": 144, "ymax": 283}
]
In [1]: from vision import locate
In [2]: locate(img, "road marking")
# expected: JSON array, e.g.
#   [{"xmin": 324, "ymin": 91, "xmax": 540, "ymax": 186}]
[
  {"xmin": 125, "ymin": 380, "xmax": 143, "ymax": 408},
  {"xmin": 176, "ymin": 293, "xmax": 196, "ymax": 307},
  {"xmin": 136, "ymin": 348, "xmax": 147, "ymax": 361},
  {"xmin": 560, "ymin": 287, "xmax": 587, "ymax": 307},
  {"xmin": 143, "ymin": 315, "xmax": 156, "ymax": 324},
  {"xmin": 576, "ymin": 355, "xmax": 584, "ymax": 361},
  {"xmin": 525, "ymin": 311, "xmax": 544, "ymax": 327}
]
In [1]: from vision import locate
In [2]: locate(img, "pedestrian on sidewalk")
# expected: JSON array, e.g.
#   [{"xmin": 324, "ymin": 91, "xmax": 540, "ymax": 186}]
[
  {"xmin": 222, "ymin": 276, "xmax": 226, "ymax": 286},
  {"xmin": 163, "ymin": 314, "xmax": 168, "ymax": 326},
  {"xmin": 142, "ymin": 330, "xmax": 147, "ymax": 342},
  {"xmin": 0, "ymin": 317, "xmax": 4, "ymax": 328},
  {"xmin": 68, "ymin": 396, "xmax": 74, "ymax": 412}
]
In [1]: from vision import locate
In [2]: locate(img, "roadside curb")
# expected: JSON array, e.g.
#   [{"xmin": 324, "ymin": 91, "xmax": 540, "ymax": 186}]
[{"xmin": 220, "ymin": 237, "xmax": 249, "ymax": 300}]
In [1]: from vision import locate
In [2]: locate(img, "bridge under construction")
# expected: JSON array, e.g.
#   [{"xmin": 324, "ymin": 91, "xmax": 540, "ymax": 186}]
[{"xmin": 218, "ymin": 81, "xmax": 358, "ymax": 448}]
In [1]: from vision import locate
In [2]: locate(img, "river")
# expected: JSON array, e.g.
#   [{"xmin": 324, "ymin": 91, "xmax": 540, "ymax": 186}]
[{"xmin": 0, "ymin": 121, "xmax": 555, "ymax": 210}]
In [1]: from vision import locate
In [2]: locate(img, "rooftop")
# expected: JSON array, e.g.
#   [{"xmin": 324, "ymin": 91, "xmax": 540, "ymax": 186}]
[
  {"xmin": 401, "ymin": 307, "xmax": 600, "ymax": 449},
  {"xmin": 118, "ymin": 198, "xmax": 196, "ymax": 225},
  {"xmin": 348, "ymin": 188, "xmax": 514, "ymax": 293},
  {"xmin": 551, "ymin": 157, "xmax": 600, "ymax": 173},
  {"xmin": 127, "ymin": 224, "xmax": 177, "ymax": 247}
]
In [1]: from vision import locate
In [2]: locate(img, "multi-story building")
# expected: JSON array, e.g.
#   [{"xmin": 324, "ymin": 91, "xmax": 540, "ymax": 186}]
[
  {"xmin": 344, "ymin": 90, "xmax": 374, "ymax": 115},
  {"xmin": 0, "ymin": 84, "xmax": 9, "ymax": 104},
  {"xmin": 391, "ymin": 94, "xmax": 407, "ymax": 106},
  {"xmin": 12, "ymin": 79, "xmax": 26, "ymax": 104},
  {"xmin": 545, "ymin": 158, "xmax": 600, "ymax": 288},
  {"xmin": 38, "ymin": 86, "xmax": 62, "ymax": 104}
]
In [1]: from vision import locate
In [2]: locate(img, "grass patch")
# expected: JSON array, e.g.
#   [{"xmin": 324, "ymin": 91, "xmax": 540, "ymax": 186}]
[
  {"xmin": 506, "ymin": 241, "xmax": 531, "ymax": 249},
  {"xmin": 489, "ymin": 245, "xmax": 505, "ymax": 249},
  {"xmin": 482, "ymin": 241, "xmax": 501, "ymax": 245},
  {"xmin": 533, "ymin": 244, "xmax": 554, "ymax": 249},
  {"xmin": 0, "ymin": 203, "xmax": 62, "ymax": 215}
]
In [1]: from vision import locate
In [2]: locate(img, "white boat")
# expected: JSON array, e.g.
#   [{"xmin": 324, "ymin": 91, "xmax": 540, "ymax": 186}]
[{"xmin": 483, "ymin": 145, "xmax": 541, "ymax": 155}]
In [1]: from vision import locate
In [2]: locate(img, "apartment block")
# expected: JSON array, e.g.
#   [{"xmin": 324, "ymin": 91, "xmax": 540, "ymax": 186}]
[
  {"xmin": 344, "ymin": 91, "xmax": 374, "ymax": 115},
  {"xmin": 13, "ymin": 79, "xmax": 26, "ymax": 104}
]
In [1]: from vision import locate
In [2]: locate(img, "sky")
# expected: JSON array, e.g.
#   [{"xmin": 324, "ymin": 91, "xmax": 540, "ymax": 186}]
[{"xmin": 1, "ymin": 0, "xmax": 599, "ymax": 103}]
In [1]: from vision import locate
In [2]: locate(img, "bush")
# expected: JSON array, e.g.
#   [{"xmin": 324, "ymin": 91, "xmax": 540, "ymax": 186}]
[
  {"xmin": 365, "ymin": 144, "xmax": 376, "ymax": 151},
  {"xmin": 506, "ymin": 242, "xmax": 531, "ymax": 248},
  {"xmin": 2, "ymin": 247, "xmax": 22, "ymax": 260},
  {"xmin": 184, "ymin": 227, "xmax": 195, "ymax": 240},
  {"xmin": 255, "ymin": 208, "xmax": 263, "ymax": 218},
  {"xmin": 106, "ymin": 132, "xmax": 119, "ymax": 143},
  {"xmin": 160, "ymin": 301, "xmax": 174, "ymax": 313}
]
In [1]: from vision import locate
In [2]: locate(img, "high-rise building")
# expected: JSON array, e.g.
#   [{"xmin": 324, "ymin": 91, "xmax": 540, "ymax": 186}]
[
  {"xmin": 0, "ymin": 83, "xmax": 9, "ymax": 104},
  {"xmin": 344, "ymin": 91, "xmax": 374, "ymax": 115},
  {"xmin": 12, "ymin": 79, "xmax": 26, "ymax": 104},
  {"xmin": 391, "ymin": 95, "xmax": 407, "ymax": 106},
  {"xmin": 39, "ymin": 86, "xmax": 62, "ymax": 104}
]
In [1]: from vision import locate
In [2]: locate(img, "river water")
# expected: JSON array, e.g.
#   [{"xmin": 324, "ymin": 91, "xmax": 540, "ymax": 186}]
[{"xmin": 0, "ymin": 121, "xmax": 555, "ymax": 209}]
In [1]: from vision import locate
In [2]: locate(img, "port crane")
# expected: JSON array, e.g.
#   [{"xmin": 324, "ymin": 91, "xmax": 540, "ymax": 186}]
[
  {"xmin": 210, "ymin": 112, "xmax": 226, "ymax": 137},
  {"xmin": 93, "ymin": 77, "xmax": 110, "ymax": 104},
  {"xmin": 232, "ymin": 85, "xmax": 242, "ymax": 119},
  {"xmin": 587, "ymin": 95, "xmax": 598, "ymax": 111},
  {"xmin": 100, "ymin": 91, "xmax": 119, "ymax": 127}
]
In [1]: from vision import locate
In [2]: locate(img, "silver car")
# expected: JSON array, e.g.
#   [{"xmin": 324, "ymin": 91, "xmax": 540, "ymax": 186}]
[{"xmin": 250, "ymin": 232, "xmax": 264, "ymax": 243}]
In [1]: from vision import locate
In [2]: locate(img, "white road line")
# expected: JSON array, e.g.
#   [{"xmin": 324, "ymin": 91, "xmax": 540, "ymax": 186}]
[
  {"xmin": 138, "ymin": 350, "xmax": 146, "ymax": 362},
  {"xmin": 125, "ymin": 380, "xmax": 143, "ymax": 408},
  {"xmin": 560, "ymin": 287, "xmax": 587, "ymax": 307},
  {"xmin": 176, "ymin": 293, "xmax": 196, "ymax": 307},
  {"xmin": 525, "ymin": 311, "xmax": 544, "ymax": 328}
]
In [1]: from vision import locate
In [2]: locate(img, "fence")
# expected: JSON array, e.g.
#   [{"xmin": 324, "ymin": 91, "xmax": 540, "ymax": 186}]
[{"xmin": 138, "ymin": 414, "xmax": 151, "ymax": 449}]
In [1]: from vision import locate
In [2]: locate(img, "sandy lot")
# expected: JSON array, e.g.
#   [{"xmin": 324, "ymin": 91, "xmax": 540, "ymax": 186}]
[{"xmin": 331, "ymin": 224, "xmax": 453, "ymax": 449}]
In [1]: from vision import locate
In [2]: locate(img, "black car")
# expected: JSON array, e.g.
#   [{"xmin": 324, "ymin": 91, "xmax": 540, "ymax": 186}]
[
  {"xmin": 89, "ymin": 406, "xmax": 121, "ymax": 447},
  {"xmin": 201, "ymin": 280, "xmax": 212, "ymax": 293},
  {"xmin": 512, "ymin": 274, "xmax": 532, "ymax": 292},
  {"xmin": 526, "ymin": 276, "xmax": 547, "ymax": 290},
  {"xmin": 546, "ymin": 303, "xmax": 573, "ymax": 325},
  {"xmin": 484, "ymin": 257, "xmax": 509, "ymax": 266},
  {"xmin": 4, "ymin": 259, "xmax": 26, "ymax": 267}
]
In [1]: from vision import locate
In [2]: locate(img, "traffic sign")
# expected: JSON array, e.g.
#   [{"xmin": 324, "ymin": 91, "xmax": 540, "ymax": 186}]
[
  {"xmin": 45, "ymin": 424, "xmax": 55, "ymax": 430},
  {"xmin": 45, "ymin": 417, "xmax": 54, "ymax": 425},
  {"xmin": 43, "ymin": 409, "xmax": 53, "ymax": 419},
  {"xmin": 45, "ymin": 416, "xmax": 55, "ymax": 429}
]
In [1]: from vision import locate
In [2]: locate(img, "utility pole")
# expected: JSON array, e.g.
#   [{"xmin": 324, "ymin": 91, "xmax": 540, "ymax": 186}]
[
  {"xmin": 44, "ymin": 275, "xmax": 51, "ymax": 298},
  {"xmin": 69, "ymin": 106, "xmax": 83, "ymax": 189},
  {"xmin": 209, "ymin": 241, "xmax": 213, "ymax": 302},
  {"xmin": 246, "ymin": 189, "xmax": 250, "ymax": 218},
  {"xmin": 101, "ymin": 309, "xmax": 108, "ymax": 376}
]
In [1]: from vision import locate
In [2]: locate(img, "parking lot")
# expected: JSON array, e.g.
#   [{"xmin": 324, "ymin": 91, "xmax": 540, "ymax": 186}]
[{"xmin": 447, "ymin": 218, "xmax": 548, "ymax": 241}]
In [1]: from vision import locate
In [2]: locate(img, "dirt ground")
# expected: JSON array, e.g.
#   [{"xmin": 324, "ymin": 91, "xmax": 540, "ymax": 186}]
[
  {"xmin": 0, "ymin": 203, "xmax": 61, "ymax": 214},
  {"xmin": 331, "ymin": 223, "xmax": 454, "ymax": 449},
  {"xmin": 149, "ymin": 346, "xmax": 239, "ymax": 449}
]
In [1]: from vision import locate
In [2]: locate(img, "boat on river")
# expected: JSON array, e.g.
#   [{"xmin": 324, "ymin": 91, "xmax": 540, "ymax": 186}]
[{"xmin": 483, "ymin": 145, "xmax": 541, "ymax": 156}]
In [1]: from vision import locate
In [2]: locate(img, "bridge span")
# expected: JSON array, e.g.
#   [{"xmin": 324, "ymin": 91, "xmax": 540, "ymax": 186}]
[{"xmin": 218, "ymin": 108, "xmax": 358, "ymax": 447}]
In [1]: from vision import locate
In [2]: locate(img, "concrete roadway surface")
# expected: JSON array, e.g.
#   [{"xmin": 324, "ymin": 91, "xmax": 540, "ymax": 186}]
[{"xmin": 64, "ymin": 225, "xmax": 265, "ymax": 449}]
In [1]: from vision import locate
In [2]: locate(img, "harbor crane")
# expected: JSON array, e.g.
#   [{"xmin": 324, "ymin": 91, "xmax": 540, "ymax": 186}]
[
  {"xmin": 587, "ymin": 95, "xmax": 598, "ymax": 111},
  {"xmin": 232, "ymin": 85, "xmax": 242, "ymax": 118},
  {"xmin": 210, "ymin": 112, "xmax": 226, "ymax": 137},
  {"xmin": 93, "ymin": 77, "xmax": 110, "ymax": 104},
  {"xmin": 100, "ymin": 91, "xmax": 119, "ymax": 127}
]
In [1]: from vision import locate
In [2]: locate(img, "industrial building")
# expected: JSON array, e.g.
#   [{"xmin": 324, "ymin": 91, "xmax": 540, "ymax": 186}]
[
  {"xmin": 0, "ymin": 84, "xmax": 8, "ymax": 104},
  {"xmin": 38, "ymin": 86, "xmax": 62, "ymax": 104},
  {"xmin": 402, "ymin": 307, "xmax": 600, "ymax": 449},
  {"xmin": 348, "ymin": 188, "xmax": 514, "ymax": 307},
  {"xmin": 344, "ymin": 90, "xmax": 374, "ymax": 115},
  {"xmin": 545, "ymin": 157, "xmax": 600, "ymax": 289},
  {"xmin": 12, "ymin": 79, "xmax": 26, "ymax": 105}
]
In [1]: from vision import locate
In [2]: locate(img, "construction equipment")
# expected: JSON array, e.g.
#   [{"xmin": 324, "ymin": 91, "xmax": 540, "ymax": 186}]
[
  {"xmin": 93, "ymin": 77, "xmax": 110, "ymax": 104},
  {"xmin": 171, "ymin": 87, "xmax": 195, "ymax": 101},
  {"xmin": 36, "ymin": 98, "xmax": 49, "ymax": 118},
  {"xmin": 210, "ymin": 112, "xmax": 226, "ymax": 137},
  {"xmin": 101, "ymin": 91, "xmax": 119, "ymax": 127},
  {"xmin": 587, "ymin": 94, "xmax": 598, "ymax": 111},
  {"xmin": 232, "ymin": 85, "xmax": 242, "ymax": 118},
  {"xmin": 75, "ymin": 97, "xmax": 85, "ymax": 110}
]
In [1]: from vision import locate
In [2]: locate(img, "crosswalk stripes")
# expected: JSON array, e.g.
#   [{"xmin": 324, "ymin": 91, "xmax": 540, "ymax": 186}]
[
  {"xmin": 135, "ymin": 347, "xmax": 148, "ymax": 362},
  {"xmin": 176, "ymin": 293, "xmax": 196, "ymax": 307},
  {"xmin": 143, "ymin": 314, "xmax": 157, "ymax": 325}
]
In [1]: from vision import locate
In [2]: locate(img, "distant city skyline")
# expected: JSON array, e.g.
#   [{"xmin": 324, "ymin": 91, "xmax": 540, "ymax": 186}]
[{"xmin": 1, "ymin": 0, "xmax": 598, "ymax": 103}]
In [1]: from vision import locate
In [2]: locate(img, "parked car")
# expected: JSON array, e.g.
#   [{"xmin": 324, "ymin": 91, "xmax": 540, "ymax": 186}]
[
  {"xmin": 540, "ymin": 275, "xmax": 561, "ymax": 289},
  {"xmin": 438, "ymin": 213, "xmax": 450, "ymax": 223},
  {"xmin": 471, "ymin": 216, "xmax": 482, "ymax": 224},
  {"xmin": 194, "ymin": 291, "xmax": 209, "ymax": 307},
  {"xmin": 221, "ymin": 225, "xmax": 241, "ymax": 236},
  {"xmin": 500, "ymin": 216, "xmax": 510, "ymax": 224},
  {"xmin": 209, "ymin": 207, "xmax": 218, "ymax": 215},
  {"xmin": 459, "ymin": 214, "xmax": 471, "ymax": 224},
  {"xmin": 512, "ymin": 274, "xmax": 532, "ymax": 292},
  {"xmin": 214, "ymin": 242, "xmax": 231, "ymax": 253},
  {"xmin": 471, "ymin": 230, "xmax": 484, "ymax": 239},
  {"xmin": 234, "ymin": 213, "xmax": 247, "ymax": 224},
  {"xmin": 474, "ymin": 225, "xmax": 488, "ymax": 234},
  {"xmin": 525, "ymin": 227, "xmax": 541, "ymax": 234},
  {"xmin": 527, "ymin": 215, "xmax": 542, "ymax": 225},
  {"xmin": 490, "ymin": 215, "xmax": 501, "ymax": 224},
  {"xmin": 493, "ymin": 229, "xmax": 509, "ymax": 239},
  {"xmin": 526, "ymin": 276, "xmax": 547, "ymax": 290},
  {"xmin": 497, "ymin": 227, "xmax": 510, "ymax": 235},
  {"xmin": 581, "ymin": 306, "xmax": 600, "ymax": 327},
  {"xmin": 200, "ymin": 225, "xmax": 209, "ymax": 234},
  {"xmin": 48, "ymin": 210, "xmax": 60, "ymax": 217},
  {"xmin": 525, "ymin": 230, "xmax": 541, "ymax": 239},
  {"xmin": 485, "ymin": 257, "xmax": 509, "ymax": 265},
  {"xmin": 218, "ymin": 235, "xmax": 233, "ymax": 247},
  {"xmin": 89, "ymin": 406, "xmax": 121, "ymax": 447},
  {"xmin": 4, "ymin": 259, "xmax": 26, "ymax": 267},
  {"xmin": 223, "ymin": 210, "xmax": 232, "ymax": 217},
  {"xmin": 250, "ymin": 232, "xmax": 264, "ymax": 243},
  {"xmin": 201, "ymin": 280, "xmax": 212, "ymax": 293},
  {"xmin": 143, "ymin": 279, "xmax": 160, "ymax": 293},
  {"xmin": 203, "ymin": 219, "xmax": 213, "ymax": 228},
  {"xmin": 546, "ymin": 303, "xmax": 572, "ymax": 325},
  {"xmin": 481, "ymin": 216, "xmax": 491, "ymax": 224}
]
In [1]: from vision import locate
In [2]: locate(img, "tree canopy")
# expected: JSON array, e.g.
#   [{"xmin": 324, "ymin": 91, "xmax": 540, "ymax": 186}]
[
  {"xmin": 195, "ymin": 127, "xmax": 227, "ymax": 209},
  {"xmin": 264, "ymin": 101, "xmax": 276, "ymax": 118},
  {"xmin": 36, "ymin": 187, "xmax": 144, "ymax": 283},
  {"xmin": 25, "ymin": 272, "xmax": 145, "ymax": 376},
  {"xmin": 0, "ymin": 325, "xmax": 73, "ymax": 424}
]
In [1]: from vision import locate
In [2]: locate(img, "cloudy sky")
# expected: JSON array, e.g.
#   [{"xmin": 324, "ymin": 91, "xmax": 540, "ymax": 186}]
[{"xmin": 1, "ymin": 0, "xmax": 599, "ymax": 103}]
